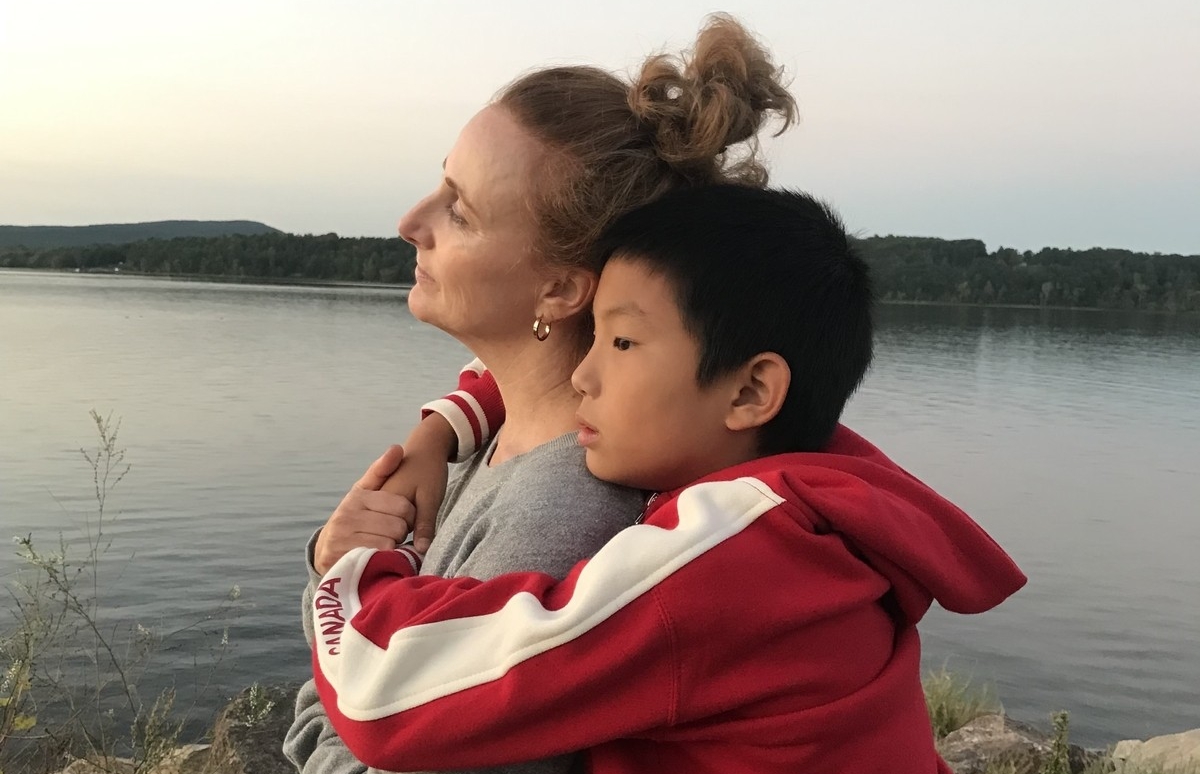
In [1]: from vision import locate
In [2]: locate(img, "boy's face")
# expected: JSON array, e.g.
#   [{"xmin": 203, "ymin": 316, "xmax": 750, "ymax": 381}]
[{"xmin": 571, "ymin": 259, "xmax": 743, "ymax": 492}]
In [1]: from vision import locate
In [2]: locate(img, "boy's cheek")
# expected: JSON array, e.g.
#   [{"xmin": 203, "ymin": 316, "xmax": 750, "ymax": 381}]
[
  {"xmin": 585, "ymin": 446, "xmax": 624, "ymax": 483},
  {"xmin": 587, "ymin": 455, "xmax": 642, "ymax": 491},
  {"xmin": 583, "ymin": 448, "xmax": 608, "ymax": 481}
]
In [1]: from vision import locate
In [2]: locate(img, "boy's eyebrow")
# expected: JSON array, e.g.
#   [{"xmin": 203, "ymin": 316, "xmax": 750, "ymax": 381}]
[{"xmin": 597, "ymin": 302, "xmax": 647, "ymax": 320}]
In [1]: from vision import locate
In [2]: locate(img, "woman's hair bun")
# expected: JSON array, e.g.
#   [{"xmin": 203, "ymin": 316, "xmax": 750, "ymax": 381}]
[{"xmin": 628, "ymin": 13, "xmax": 797, "ymax": 185}]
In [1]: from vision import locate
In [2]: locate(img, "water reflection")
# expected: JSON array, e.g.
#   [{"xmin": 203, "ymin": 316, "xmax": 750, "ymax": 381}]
[{"xmin": 2, "ymin": 271, "xmax": 1198, "ymax": 746}]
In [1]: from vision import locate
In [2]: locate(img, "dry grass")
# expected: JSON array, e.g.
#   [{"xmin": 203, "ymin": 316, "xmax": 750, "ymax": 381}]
[{"xmin": 923, "ymin": 666, "xmax": 1002, "ymax": 739}]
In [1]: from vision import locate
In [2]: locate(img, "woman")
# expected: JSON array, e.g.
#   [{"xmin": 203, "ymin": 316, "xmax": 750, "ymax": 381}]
[{"xmin": 284, "ymin": 14, "xmax": 797, "ymax": 774}]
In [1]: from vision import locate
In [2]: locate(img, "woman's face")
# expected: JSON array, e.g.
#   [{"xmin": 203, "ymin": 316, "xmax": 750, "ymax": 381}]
[{"xmin": 399, "ymin": 106, "xmax": 548, "ymax": 344}]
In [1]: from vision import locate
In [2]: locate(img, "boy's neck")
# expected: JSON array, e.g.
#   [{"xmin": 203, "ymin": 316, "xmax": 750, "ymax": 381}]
[
  {"xmin": 652, "ymin": 433, "xmax": 765, "ymax": 496},
  {"xmin": 640, "ymin": 442, "xmax": 771, "ymax": 522}
]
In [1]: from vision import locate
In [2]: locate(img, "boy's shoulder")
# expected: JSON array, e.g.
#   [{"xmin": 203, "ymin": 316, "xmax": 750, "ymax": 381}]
[
  {"xmin": 644, "ymin": 463, "xmax": 797, "ymax": 532},
  {"xmin": 647, "ymin": 425, "xmax": 910, "ymax": 535},
  {"xmin": 649, "ymin": 424, "xmax": 1025, "ymax": 624},
  {"xmin": 685, "ymin": 423, "xmax": 894, "ymax": 478},
  {"xmin": 669, "ymin": 424, "xmax": 892, "ymax": 495}
]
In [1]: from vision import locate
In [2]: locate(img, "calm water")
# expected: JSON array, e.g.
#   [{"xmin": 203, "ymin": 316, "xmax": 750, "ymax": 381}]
[{"xmin": 2, "ymin": 270, "xmax": 1198, "ymax": 747}]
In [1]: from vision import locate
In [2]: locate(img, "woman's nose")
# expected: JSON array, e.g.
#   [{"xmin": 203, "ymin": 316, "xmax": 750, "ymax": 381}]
[{"xmin": 397, "ymin": 199, "xmax": 430, "ymax": 249}]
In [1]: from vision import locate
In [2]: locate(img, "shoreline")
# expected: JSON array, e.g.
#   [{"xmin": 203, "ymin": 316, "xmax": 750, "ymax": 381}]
[
  {"xmin": 0, "ymin": 266, "xmax": 413, "ymax": 291},
  {"xmin": 5, "ymin": 267, "xmax": 1197, "ymax": 315}
]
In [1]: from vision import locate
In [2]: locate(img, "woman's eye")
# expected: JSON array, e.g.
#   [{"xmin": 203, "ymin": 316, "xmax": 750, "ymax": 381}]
[
  {"xmin": 446, "ymin": 204, "xmax": 467, "ymax": 226},
  {"xmin": 613, "ymin": 337, "xmax": 633, "ymax": 351}
]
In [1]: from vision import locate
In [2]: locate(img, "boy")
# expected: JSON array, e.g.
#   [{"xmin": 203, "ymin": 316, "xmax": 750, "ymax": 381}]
[{"xmin": 310, "ymin": 185, "xmax": 1026, "ymax": 773}]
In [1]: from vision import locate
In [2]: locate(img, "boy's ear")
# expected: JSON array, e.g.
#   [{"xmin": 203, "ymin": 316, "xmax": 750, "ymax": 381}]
[
  {"xmin": 536, "ymin": 267, "xmax": 598, "ymax": 323},
  {"xmin": 725, "ymin": 353, "xmax": 790, "ymax": 433}
]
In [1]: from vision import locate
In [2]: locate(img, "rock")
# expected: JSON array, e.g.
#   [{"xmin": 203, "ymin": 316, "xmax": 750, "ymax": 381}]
[
  {"xmin": 1112, "ymin": 728, "xmax": 1200, "ymax": 770},
  {"xmin": 937, "ymin": 713, "xmax": 1103, "ymax": 774},
  {"xmin": 157, "ymin": 744, "xmax": 213, "ymax": 774},
  {"xmin": 55, "ymin": 759, "xmax": 137, "ymax": 774},
  {"xmin": 47, "ymin": 685, "xmax": 300, "ymax": 774},
  {"xmin": 51, "ymin": 744, "xmax": 212, "ymax": 774},
  {"xmin": 209, "ymin": 682, "xmax": 303, "ymax": 774}
]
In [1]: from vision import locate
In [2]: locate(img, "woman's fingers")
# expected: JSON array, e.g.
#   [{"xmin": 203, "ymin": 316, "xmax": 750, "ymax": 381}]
[
  {"xmin": 352, "ymin": 490, "xmax": 417, "ymax": 528},
  {"xmin": 354, "ymin": 445, "xmax": 406, "ymax": 491},
  {"xmin": 379, "ymin": 443, "xmax": 451, "ymax": 555},
  {"xmin": 315, "ymin": 488, "xmax": 417, "ymax": 574}
]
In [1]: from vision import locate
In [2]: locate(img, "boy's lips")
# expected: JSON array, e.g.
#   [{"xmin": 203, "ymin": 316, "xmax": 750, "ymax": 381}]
[{"xmin": 576, "ymin": 414, "xmax": 599, "ymax": 446}]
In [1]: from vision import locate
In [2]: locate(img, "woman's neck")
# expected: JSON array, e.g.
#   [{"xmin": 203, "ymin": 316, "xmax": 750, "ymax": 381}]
[{"xmin": 470, "ymin": 336, "xmax": 583, "ymax": 465}]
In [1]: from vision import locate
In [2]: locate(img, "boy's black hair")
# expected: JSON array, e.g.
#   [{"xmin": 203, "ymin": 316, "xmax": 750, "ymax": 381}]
[{"xmin": 595, "ymin": 184, "xmax": 874, "ymax": 454}]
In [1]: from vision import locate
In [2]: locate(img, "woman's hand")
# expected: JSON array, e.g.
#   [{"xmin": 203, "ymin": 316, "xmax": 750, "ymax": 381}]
[
  {"xmin": 379, "ymin": 413, "xmax": 455, "ymax": 554},
  {"xmin": 314, "ymin": 446, "xmax": 415, "ymax": 576}
]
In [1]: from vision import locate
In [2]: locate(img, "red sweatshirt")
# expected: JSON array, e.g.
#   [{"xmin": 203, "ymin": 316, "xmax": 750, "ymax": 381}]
[{"xmin": 311, "ymin": 425, "xmax": 1026, "ymax": 774}]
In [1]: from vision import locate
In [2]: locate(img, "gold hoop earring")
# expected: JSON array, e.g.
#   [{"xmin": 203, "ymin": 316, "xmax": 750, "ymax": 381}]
[{"xmin": 533, "ymin": 316, "xmax": 551, "ymax": 341}]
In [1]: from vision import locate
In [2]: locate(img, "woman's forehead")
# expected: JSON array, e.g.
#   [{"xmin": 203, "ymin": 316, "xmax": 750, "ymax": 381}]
[{"xmin": 445, "ymin": 106, "xmax": 545, "ymax": 220}]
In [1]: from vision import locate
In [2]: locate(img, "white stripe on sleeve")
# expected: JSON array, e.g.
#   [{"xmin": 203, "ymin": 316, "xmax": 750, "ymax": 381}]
[
  {"xmin": 460, "ymin": 358, "xmax": 487, "ymax": 377},
  {"xmin": 451, "ymin": 389, "xmax": 489, "ymax": 446},
  {"xmin": 419, "ymin": 397, "xmax": 477, "ymax": 460}
]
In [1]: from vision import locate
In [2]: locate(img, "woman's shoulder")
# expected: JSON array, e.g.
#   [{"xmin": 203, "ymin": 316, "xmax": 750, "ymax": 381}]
[
  {"xmin": 497, "ymin": 432, "xmax": 645, "ymax": 510},
  {"xmin": 505, "ymin": 432, "xmax": 619, "ymax": 480},
  {"xmin": 435, "ymin": 432, "xmax": 646, "ymax": 580}
]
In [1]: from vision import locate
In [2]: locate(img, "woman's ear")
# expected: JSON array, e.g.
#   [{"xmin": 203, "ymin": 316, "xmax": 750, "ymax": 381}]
[
  {"xmin": 725, "ymin": 353, "xmax": 791, "ymax": 432},
  {"xmin": 536, "ymin": 268, "xmax": 598, "ymax": 323}
]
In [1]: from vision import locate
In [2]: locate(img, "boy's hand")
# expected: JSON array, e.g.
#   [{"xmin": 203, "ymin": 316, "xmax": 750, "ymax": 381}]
[
  {"xmin": 380, "ymin": 414, "xmax": 455, "ymax": 555},
  {"xmin": 314, "ymin": 446, "xmax": 415, "ymax": 576}
]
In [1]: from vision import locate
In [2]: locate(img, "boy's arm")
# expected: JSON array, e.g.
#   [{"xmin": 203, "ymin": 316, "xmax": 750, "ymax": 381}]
[
  {"xmin": 296, "ymin": 537, "xmax": 578, "ymax": 774},
  {"xmin": 381, "ymin": 358, "xmax": 504, "ymax": 553},
  {"xmin": 286, "ymin": 683, "xmax": 579, "ymax": 774},
  {"xmin": 313, "ymin": 548, "xmax": 672, "ymax": 771},
  {"xmin": 318, "ymin": 360, "xmax": 505, "ymax": 569},
  {"xmin": 418, "ymin": 358, "xmax": 504, "ymax": 463},
  {"xmin": 313, "ymin": 479, "xmax": 783, "ymax": 772}
]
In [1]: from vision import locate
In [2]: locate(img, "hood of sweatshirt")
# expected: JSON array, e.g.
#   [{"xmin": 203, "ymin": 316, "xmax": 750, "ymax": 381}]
[{"xmin": 675, "ymin": 425, "xmax": 1027, "ymax": 627}]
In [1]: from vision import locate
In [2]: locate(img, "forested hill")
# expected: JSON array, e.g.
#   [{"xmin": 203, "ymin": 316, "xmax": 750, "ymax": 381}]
[
  {"xmin": 1, "ymin": 231, "xmax": 1197, "ymax": 312},
  {"xmin": 0, "ymin": 232, "xmax": 416, "ymax": 285},
  {"xmin": 0, "ymin": 220, "xmax": 280, "ymax": 249},
  {"xmin": 855, "ymin": 236, "xmax": 1199, "ymax": 312}
]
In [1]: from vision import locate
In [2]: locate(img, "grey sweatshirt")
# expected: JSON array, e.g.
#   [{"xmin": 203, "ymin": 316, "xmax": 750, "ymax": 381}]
[{"xmin": 283, "ymin": 432, "xmax": 645, "ymax": 774}]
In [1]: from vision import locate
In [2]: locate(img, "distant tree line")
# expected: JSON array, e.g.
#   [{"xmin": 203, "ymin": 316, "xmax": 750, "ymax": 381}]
[
  {"xmin": 855, "ymin": 237, "xmax": 1199, "ymax": 312},
  {"xmin": 0, "ymin": 220, "xmax": 278, "ymax": 249},
  {"xmin": 2, "ymin": 232, "xmax": 1198, "ymax": 312},
  {"xmin": 0, "ymin": 232, "xmax": 417, "ymax": 284}
]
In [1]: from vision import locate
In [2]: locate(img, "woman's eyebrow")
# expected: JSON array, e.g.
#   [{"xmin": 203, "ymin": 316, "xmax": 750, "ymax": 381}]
[{"xmin": 440, "ymin": 167, "xmax": 479, "ymax": 218}]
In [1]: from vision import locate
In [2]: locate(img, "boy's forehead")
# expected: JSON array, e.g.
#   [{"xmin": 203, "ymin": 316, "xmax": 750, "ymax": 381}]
[
  {"xmin": 600, "ymin": 258, "xmax": 668, "ymax": 295},
  {"xmin": 597, "ymin": 260, "xmax": 669, "ymax": 313}
]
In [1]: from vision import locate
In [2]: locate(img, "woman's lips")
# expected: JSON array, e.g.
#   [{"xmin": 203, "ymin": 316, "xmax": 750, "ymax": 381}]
[{"xmin": 414, "ymin": 265, "xmax": 432, "ymax": 284}]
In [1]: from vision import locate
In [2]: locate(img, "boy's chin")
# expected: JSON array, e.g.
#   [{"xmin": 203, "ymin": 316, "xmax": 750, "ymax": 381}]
[{"xmin": 585, "ymin": 452, "xmax": 658, "ymax": 492}]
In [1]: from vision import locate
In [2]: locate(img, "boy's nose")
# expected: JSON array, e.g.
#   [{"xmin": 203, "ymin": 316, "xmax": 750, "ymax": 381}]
[{"xmin": 571, "ymin": 351, "xmax": 597, "ymax": 397}]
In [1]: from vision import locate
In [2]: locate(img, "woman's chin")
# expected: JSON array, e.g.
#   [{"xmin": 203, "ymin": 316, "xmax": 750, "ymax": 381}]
[
  {"xmin": 406, "ymin": 294, "xmax": 459, "ymax": 339},
  {"xmin": 406, "ymin": 287, "xmax": 434, "ymax": 322}
]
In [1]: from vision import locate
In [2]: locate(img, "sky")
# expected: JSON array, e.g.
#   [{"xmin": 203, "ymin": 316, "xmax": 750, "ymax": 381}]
[{"xmin": 1, "ymin": 0, "xmax": 1197, "ymax": 254}]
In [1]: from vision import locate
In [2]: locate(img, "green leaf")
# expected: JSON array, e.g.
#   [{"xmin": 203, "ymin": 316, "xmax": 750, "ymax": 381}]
[{"xmin": 12, "ymin": 713, "xmax": 36, "ymax": 732}]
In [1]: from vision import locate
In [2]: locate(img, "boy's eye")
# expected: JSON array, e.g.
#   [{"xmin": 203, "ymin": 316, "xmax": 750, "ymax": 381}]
[{"xmin": 612, "ymin": 337, "xmax": 633, "ymax": 351}]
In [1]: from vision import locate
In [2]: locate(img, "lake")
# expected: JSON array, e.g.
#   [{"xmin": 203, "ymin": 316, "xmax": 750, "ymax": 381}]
[{"xmin": 1, "ymin": 270, "xmax": 1198, "ymax": 748}]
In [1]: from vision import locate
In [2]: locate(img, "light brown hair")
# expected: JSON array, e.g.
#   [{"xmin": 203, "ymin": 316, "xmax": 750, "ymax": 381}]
[{"xmin": 496, "ymin": 13, "xmax": 797, "ymax": 276}]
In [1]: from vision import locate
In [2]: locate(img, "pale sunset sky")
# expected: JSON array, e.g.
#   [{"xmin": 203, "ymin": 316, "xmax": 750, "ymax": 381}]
[{"xmin": 1, "ymin": 0, "xmax": 1197, "ymax": 254}]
